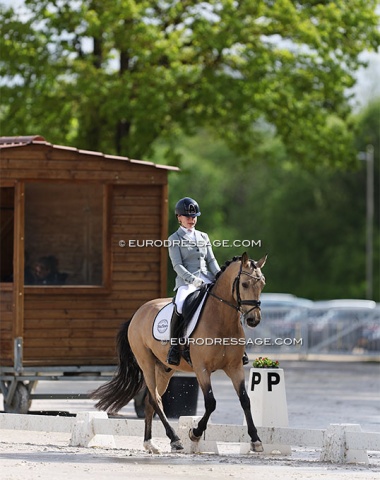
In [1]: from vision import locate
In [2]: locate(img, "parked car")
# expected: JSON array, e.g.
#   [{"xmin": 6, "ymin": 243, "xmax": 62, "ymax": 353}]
[
  {"xmin": 311, "ymin": 299, "xmax": 376, "ymax": 309},
  {"xmin": 247, "ymin": 293, "xmax": 313, "ymax": 342},
  {"xmin": 260, "ymin": 293, "xmax": 314, "ymax": 309},
  {"xmin": 307, "ymin": 300, "xmax": 377, "ymax": 352},
  {"xmin": 360, "ymin": 306, "xmax": 380, "ymax": 352}
]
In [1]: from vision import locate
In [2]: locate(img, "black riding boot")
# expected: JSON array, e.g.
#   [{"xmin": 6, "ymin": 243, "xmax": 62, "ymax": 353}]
[{"xmin": 166, "ymin": 307, "xmax": 183, "ymax": 366}]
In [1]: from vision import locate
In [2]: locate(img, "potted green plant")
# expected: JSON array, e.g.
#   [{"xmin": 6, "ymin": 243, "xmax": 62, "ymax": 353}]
[{"xmin": 252, "ymin": 357, "xmax": 280, "ymax": 368}]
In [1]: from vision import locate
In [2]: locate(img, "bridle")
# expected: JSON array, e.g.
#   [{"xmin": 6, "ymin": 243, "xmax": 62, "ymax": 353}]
[{"xmin": 209, "ymin": 260, "xmax": 263, "ymax": 317}]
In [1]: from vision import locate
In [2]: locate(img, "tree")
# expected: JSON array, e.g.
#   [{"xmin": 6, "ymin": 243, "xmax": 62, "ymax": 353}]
[
  {"xmin": 161, "ymin": 97, "xmax": 379, "ymax": 300},
  {"xmin": 1, "ymin": 0, "xmax": 379, "ymax": 167}
]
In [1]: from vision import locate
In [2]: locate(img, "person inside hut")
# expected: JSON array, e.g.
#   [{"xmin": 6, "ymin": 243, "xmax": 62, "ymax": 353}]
[
  {"xmin": 166, "ymin": 197, "xmax": 221, "ymax": 365},
  {"xmin": 33, "ymin": 255, "xmax": 67, "ymax": 285},
  {"xmin": 24, "ymin": 251, "xmax": 36, "ymax": 285}
]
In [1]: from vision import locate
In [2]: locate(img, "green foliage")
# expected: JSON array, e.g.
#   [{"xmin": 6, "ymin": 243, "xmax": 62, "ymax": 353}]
[
  {"xmin": 162, "ymin": 97, "xmax": 379, "ymax": 301},
  {"xmin": 252, "ymin": 357, "xmax": 280, "ymax": 369},
  {"xmin": 1, "ymin": 1, "xmax": 378, "ymax": 300},
  {"xmin": 1, "ymin": 0, "xmax": 379, "ymax": 168}
]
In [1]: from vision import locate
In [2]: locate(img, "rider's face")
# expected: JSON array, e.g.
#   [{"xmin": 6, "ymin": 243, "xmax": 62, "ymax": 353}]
[{"xmin": 178, "ymin": 215, "xmax": 197, "ymax": 229}]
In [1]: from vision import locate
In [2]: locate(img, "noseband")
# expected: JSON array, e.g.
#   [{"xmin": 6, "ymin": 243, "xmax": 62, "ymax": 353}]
[
  {"xmin": 232, "ymin": 261, "xmax": 263, "ymax": 316},
  {"xmin": 209, "ymin": 260, "xmax": 263, "ymax": 317}
]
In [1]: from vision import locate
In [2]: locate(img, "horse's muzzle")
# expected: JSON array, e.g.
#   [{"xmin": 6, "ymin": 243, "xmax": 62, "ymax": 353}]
[{"xmin": 245, "ymin": 309, "xmax": 261, "ymax": 328}]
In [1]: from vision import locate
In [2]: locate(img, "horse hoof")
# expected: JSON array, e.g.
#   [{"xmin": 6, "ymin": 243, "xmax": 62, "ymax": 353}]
[
  {"xmin": 189, "ymin": 428, "xmax": 201, "ymax": 442},
  {"xmin": 250, "ymin": 440, "xmax": 264, "ymax": 453},
  {"xmin": 143, "ymin": 440, "xmax": 161, "ymax": 454},
  {"xmin": 170, "ymin": 439, "xmax": 184, "ymax": 452}
]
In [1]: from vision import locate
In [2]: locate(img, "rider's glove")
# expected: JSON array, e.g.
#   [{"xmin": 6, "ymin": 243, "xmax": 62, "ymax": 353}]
[{"xmin": 192, "ymin": 277, "xmax": 203, "ymax": 288}]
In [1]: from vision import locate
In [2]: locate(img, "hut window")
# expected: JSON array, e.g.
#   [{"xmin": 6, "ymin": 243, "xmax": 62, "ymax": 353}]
[{"xmin": 24, "ymin": 183, "xmax": 104, "ymax": 286}]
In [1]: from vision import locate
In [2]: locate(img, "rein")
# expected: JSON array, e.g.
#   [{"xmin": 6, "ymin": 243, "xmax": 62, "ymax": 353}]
[{"xmin": 209, "ymin": 261, "xmax": 263, "ymax": 317}]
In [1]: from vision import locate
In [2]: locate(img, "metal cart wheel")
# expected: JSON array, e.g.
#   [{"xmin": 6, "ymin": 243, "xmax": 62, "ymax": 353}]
[{"xmin": 4, "ymin": 382, "xmax": 32, "ymax": 414}]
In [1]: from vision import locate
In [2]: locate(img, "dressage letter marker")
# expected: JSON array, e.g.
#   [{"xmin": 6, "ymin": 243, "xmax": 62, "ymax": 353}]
[
  {"xmin": 250, "ymin": 372, "xmax": 261, "ymax": 390},
  {"xmin": 245, "ymin": 368, "xmax": 291, "ymax": 455},
  {"xmin": 250, "ymin": 371, "xmax": 281, "ymax": 392},
  {"xmin": 268, "ymin": 372, "xmax": 280, "ymax": 391}
]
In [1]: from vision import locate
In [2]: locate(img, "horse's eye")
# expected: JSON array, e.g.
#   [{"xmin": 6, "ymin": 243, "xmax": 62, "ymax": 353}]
[{"xmin": 242, "ymin": 282, "xmax": 249, "ymax": 289}]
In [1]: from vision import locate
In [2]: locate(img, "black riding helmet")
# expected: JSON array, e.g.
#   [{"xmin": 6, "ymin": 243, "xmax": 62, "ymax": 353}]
[{"xmin": 175, "ymin": 197, "xmax": 201, "ymax": 217}]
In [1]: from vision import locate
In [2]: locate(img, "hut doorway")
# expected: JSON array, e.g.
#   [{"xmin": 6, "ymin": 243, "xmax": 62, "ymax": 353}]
[{"xmin": 0, "ymin": 187, "xmax": 14, "ymax": 283}]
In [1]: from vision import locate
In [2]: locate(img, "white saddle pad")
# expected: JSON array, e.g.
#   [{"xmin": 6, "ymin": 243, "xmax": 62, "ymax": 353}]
[{"xmin": 152, "ymin": 295, "xmax": 208, "ymax": 342}]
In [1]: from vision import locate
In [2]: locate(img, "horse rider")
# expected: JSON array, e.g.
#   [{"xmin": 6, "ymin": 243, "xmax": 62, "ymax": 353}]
[{"xmin": 166, "ymin": 197, "xmax": 221, "ymax": 365}]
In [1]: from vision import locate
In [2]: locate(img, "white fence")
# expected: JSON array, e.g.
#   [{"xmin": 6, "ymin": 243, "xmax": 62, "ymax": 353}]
[
  {"xmin": 244, "ymin": 306, "xmax": 380, "ymax": 358},
  {"xmin": 1, "ymin": 412, "xmax": 380, "ymax": 465}
]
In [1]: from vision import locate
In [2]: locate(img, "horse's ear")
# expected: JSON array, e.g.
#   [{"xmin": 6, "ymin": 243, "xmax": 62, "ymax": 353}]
[
  {"xmin": 241, "ymin": 252, "xmax": 250, "ymax": 267},
  {"xmin": 256, "ymin": 254, "xmax": 268, "ymax": 269}
]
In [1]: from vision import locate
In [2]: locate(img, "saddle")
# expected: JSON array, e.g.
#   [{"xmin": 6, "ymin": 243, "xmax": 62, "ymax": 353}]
[
  {"xmin": 177, "ymin": 283, "xmax": 213, "ymax": 366},
  {"xmin": 152, "ymin": 283, "xmax": 214, "ymax": 343},
  {"xmin": 181, "ymin": 282, "xmax": 213, "ymax": 331}
]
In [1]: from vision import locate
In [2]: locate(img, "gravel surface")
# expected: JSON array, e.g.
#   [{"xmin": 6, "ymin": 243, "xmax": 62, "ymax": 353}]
[{"xmin": 1, "ymin": 360, "xmax": 379, "ymax": 479}]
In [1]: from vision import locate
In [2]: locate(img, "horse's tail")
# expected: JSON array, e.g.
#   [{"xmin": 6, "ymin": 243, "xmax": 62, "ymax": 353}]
[{"xmin": 90, "ymin": 320, "xmax": 145, "ymax": 413}]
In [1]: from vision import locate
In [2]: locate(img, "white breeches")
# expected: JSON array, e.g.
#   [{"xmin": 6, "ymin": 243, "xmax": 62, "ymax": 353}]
[{"xmin": 174, "ymin": 275, "xmax": 211, "ymax": 314}]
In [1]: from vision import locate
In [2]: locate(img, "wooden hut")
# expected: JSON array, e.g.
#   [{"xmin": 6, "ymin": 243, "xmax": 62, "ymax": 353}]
[{"xmin": 0, "ymin": 136, "xmax": 178, "ymax": 369}]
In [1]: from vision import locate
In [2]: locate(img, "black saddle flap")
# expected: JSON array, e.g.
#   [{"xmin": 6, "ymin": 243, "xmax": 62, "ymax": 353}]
[{"xmin": 182, "ymin": 283, "xmax": 213, "ymax": 327}]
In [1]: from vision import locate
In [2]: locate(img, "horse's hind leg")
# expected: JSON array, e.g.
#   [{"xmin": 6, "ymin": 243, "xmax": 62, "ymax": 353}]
[
  {"xmin": 142, "ymin": 389, "xmax": 160, "ymax": 454},
  {"xmin": 225, "ymin": 365, "xmax": 263, "ymax": 452},
  {"xmin": 139, "ymin": 356, "xmax": 182, "ymax": 453},
  {"xmin": 152, "ymin": 364, "xmax": 184, "ymax": 451}
]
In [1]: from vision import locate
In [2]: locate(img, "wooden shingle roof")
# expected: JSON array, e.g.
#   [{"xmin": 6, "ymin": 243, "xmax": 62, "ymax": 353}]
[{"xmin": 0, "ymin": 136, "xmax": 179, "ymax": 171}]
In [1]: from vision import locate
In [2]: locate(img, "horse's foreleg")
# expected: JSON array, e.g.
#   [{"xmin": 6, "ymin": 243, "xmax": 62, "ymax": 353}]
[
  {"xmin": 190, "ymin": 369, "xmax": 216, "ymax": 442},
  {"xmin": 237, "ymin": 379, "xmax": 264, "ymax": 452},
  {"xmin": 225, "ymin": 366, "xmax": 263, "ymax": 453}
]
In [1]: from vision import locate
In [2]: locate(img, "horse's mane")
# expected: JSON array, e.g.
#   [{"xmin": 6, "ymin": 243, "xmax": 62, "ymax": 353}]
[{"xmin": 215, "ymin": 256, "xmax": 241, "ymax": 280}]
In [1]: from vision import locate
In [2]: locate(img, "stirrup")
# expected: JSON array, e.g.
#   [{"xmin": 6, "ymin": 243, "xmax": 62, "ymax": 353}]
[
  {"xmin": 167, "ymin": 345, "xmax": 181, "ymax": 366},
  {"xmin": 242, "ymin": 351, "xmax": 249, "ymax": 365}
]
